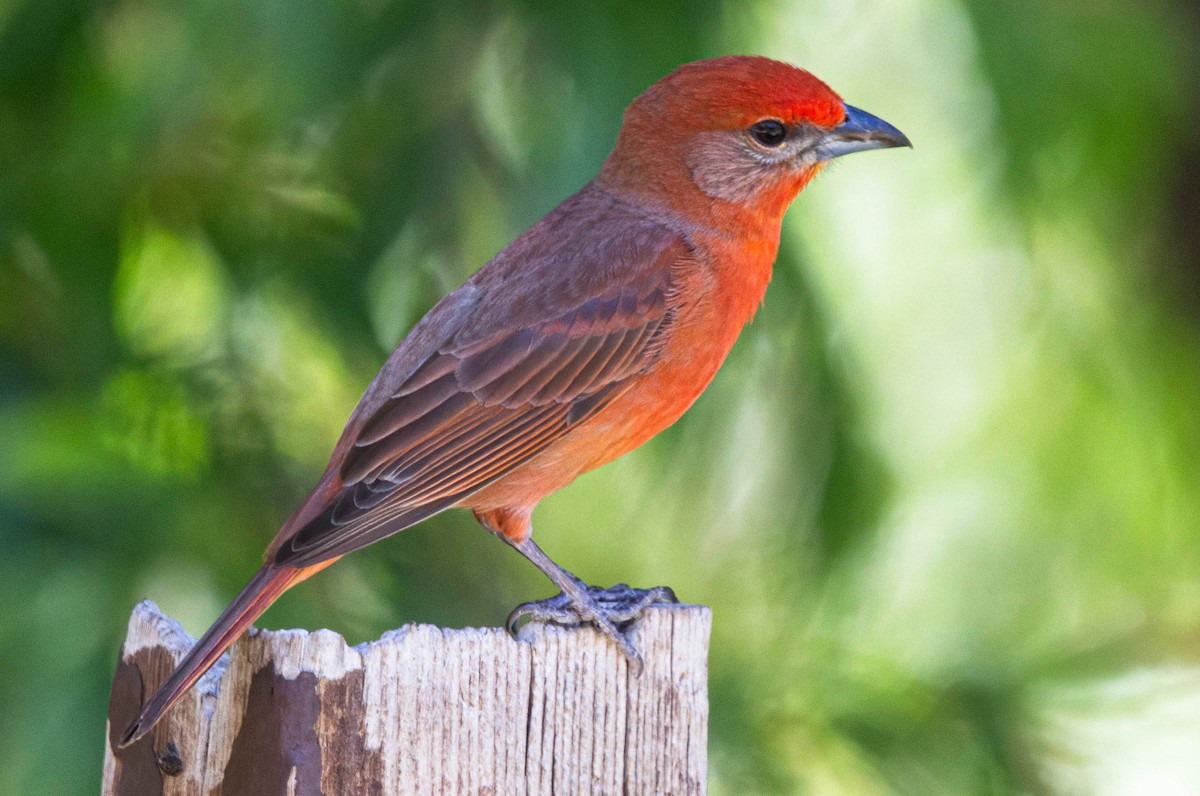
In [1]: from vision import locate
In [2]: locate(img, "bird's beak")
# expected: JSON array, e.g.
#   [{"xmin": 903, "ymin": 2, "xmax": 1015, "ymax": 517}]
[{"xmin": 811, "ymin": 104, "xmax": 912, "ymax": 162}]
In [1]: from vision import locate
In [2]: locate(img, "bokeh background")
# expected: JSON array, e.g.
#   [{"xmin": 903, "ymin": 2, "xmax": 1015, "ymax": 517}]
[{"xmin": 3, "ymin": 0, "xmax": 1200, "ymax": 793}]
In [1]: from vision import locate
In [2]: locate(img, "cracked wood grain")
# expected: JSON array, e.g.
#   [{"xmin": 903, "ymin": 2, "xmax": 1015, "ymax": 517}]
[{"xmin": 104, "ymin": 600, "xmax": 710, "ymax": 795}]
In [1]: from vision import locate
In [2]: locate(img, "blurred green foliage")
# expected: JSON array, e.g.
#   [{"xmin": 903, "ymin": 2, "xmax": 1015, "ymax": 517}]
[{"xmin": 2, "ymin": 1, "xmax": 1199, "ymax": 793}]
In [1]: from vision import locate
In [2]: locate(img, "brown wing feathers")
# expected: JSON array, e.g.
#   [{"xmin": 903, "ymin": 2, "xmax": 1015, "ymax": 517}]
[{"xmin": 273, "ymin": 282, "xmax": 673, "ymax": 567}]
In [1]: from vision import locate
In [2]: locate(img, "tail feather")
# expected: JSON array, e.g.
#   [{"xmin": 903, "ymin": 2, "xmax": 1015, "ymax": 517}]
[{"xmin": 117, "ymin": 565, "xmax": 306, "ymax": 748}]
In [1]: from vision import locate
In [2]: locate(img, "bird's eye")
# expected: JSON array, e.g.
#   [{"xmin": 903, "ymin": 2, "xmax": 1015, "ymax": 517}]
[{"xmin": 749, "ymin": 119, "xmax": 787, "ymax": 148}]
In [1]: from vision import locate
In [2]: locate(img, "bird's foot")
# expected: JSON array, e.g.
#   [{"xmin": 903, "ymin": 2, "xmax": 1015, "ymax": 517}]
[{"xmin": 507, "ymin": 583, "xmax": 678, "ymax": 673}]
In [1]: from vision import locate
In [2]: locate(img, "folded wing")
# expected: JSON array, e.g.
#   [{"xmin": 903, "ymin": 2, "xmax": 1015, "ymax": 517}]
[{"xmin": 272, "ymin": 263, "xmax": 679, "ymax": 567}]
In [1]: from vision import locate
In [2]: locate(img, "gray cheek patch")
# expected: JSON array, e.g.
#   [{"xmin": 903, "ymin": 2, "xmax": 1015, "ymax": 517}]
[{"xmin": 685, "ymin": 131, "xmax": 813, "ymax": 202}]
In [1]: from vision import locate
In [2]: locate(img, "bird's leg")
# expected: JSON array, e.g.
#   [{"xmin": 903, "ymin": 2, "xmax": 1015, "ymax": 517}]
[{"xmin": 501, "ymin": 535, "xmax": 677, "ymax": 671}]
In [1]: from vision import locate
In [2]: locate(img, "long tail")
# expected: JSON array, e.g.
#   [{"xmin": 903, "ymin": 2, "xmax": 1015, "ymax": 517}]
[{"xmin": 117, "ymin": 561, "xmax": 334, "ymax": 748}]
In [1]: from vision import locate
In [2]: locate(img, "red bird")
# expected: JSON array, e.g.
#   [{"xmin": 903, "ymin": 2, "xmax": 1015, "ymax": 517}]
[{"xmin": 120, "ymin": 55, "xmax": 909, "ymax": 747}]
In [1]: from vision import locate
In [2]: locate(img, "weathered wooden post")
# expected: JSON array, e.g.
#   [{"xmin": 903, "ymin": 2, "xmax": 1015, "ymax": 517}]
[{"xmin": 103, "ymin": 600, "xmax": 711, "ymax": 794}]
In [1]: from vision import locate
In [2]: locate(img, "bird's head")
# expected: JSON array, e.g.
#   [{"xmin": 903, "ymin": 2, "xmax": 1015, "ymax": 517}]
[{"xmin": 598, "ymin": 56, "xmax": 911, "ymax": 233}]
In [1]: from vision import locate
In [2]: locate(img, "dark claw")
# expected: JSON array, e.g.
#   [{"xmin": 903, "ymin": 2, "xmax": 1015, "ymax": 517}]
[{"xmin": 505, "ymin": 583, "xmax": 679, "ymax": 649}]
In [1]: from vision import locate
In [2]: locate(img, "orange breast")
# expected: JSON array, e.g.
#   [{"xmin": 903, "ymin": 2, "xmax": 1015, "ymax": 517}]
[{"xmin": 466, "ymin": 235, "xmax": 775, "ymax": 514}]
